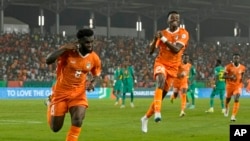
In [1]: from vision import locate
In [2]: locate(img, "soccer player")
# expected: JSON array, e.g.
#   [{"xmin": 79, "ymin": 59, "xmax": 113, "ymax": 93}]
[
  {"xmin": 113, "ymin": 64, "xmax": 123, "ymax": 106},
  {"xmin": 186, "ymin": 59, "xmax": 197, "ymax": 109},
  {"xmin": 223, "ymin": 54, "xmax": 246, "ymax": 121},
  {"xmin": 120, "ymin": 61, "xmax": 136, "ymax": 108},
  {"xmin": 170, "ymin": 54, "xmax": 192, "ymax": 117},
  {"xmin": 205, "ymin": 59, "xmax": 226, "ymax": 113},
  {"xmin": 141, "ymin": 11, "xmax": 189, "ymax": 133},
  {"xmin": 45, "ymin": 28, "xmax": 102, "ymax": 141}
]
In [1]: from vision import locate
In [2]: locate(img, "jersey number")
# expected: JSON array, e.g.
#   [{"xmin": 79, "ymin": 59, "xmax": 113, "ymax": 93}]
[
  {"xmin": 75, "ymin": 70, "xmax": 82, "ymax": 78},
  {"xmin": 218, "ymin": 71, "xmax": 225, "ymax": 81}
]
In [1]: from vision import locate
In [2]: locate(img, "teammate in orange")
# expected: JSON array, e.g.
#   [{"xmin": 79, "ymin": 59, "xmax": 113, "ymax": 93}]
[
  {"xmin": 45, "ymin": 28, "xmax": 102, "ymax": 141},
  {"xmin": 141, "ymin": 11, "xmax": 189, "ymax": 133},
  {"xmin": 223, "ymin": 53, "xmax": 246, "ymax": 122},
  {"xmin": 170, "ymin": 54, "xmax": 191, "ymax": 117}
]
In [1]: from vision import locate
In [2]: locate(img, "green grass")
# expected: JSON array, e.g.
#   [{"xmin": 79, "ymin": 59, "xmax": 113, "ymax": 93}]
[{"xmin": 0, "ymin": 98, "xmax": 249, "ymax": 141}]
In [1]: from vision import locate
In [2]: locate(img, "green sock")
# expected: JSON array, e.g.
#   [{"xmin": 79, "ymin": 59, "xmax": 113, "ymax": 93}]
[
  {"xmin": 190, "ymin": 92, "xmax": 195, "ymax": 105},
  {"xmin": 122, "ymin": 93, "xmax": 126, "ymax": 105},
  {"xmin": 219, "ymin": 94, "xmax": 224, "ymax": 108},
  {"xmin": 130, "ymin": 92, "xmax": 134, "ymax": 103}
]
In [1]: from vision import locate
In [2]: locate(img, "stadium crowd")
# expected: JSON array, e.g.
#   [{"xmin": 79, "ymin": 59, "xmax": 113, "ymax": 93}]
[{"xmin": 1, "ymin": 33, "xmax": 250, "ymax": 88}]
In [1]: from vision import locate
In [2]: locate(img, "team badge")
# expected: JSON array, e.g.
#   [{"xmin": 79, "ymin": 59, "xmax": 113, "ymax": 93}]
[
  {"xmin": 182, "ymin": 34, "xmax": 186, "ymax": 39},
  {"xmin": 86, "ymin": 62, "xmax": 91, "ymax": 69}
]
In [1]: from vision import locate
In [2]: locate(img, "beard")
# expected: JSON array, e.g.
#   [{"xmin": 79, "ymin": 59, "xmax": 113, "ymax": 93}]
[{"xmin": 78, "ymin": 45, "xmax": 93, "ymax": 56}]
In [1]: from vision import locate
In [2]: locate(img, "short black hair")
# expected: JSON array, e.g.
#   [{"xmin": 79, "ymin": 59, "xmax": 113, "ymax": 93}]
[
  {"xmin": 182, "ymin": 53, "xmax": 188, "ymax": 57},
  {"xmin": 233, "ymin": 53, "xmax": 240, "ymax": 57},
  {"xmin": 76, "ymin": 28, "xmax": 94, "ymax": 39},
  {"xmin": 167, "ymin": 11, "xmax": 179, "ymax": 18},
  {"xmin": 217, "ymin": 59, "xmax": 221, "ymax": 65}
]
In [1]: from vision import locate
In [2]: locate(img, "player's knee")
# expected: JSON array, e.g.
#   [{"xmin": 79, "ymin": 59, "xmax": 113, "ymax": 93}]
[
  {"xmin": 72, "ymin": 119, "xmax": 83, "ymax": 127},
  {"xmin": 50, "ymin": 125, "xmax": 62, "ymax": 132}
]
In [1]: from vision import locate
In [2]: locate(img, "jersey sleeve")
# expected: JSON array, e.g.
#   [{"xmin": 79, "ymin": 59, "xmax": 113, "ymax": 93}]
[
  {"xmin": 176, "ymin": 29, "xmax": 189, "ymax": 47},
  {"xmin": 91, "ymin": 54, "xmax": 102, "ymax": 77}
]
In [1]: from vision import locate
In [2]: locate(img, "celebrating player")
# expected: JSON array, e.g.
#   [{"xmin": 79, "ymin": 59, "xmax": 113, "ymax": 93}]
[
  {"xmin": 223, "ymin": 53, "xmax": 246, "ymax": 121},
  {"xmin": 45, "ymin": 28, "xmax": 102, "ymax": 141},
  {"xmin": 170, "ymin": 54, "xmax": 192, "ymax": 117},
  {"xmin": 141, "ymin": 11, "xmax": 189, "ymax": 133}
]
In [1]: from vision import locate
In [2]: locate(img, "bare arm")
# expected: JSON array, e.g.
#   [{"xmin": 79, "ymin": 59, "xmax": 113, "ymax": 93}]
[
  {"xmin": 87, "ymin": 75, "xmax": 101, "ymax": 91},
  {"xmin": 149, "ymin": 36, "xmax": 158, "ymax": 55},
  {"xmin": 164, "ymin": 42, "xmax": 184, "ymax": 53},
  {"xmin": 223, "ymin": 72, "xmax": 236, "ymax": 80},
  {"xmin": 157, "ymin": 31, "xmax": 184, "ymax": 53},
  {"xmin": 46, "ymin": 43, "xmax": 78, "ymax": 65}
]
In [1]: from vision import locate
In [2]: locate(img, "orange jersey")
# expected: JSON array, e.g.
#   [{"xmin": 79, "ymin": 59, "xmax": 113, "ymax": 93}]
[
  {"xmin": 173, "ymin": 62, "xmax": 192, "ymax": 89},
  {"xmin": 155, "ymin": 27, "xmax": 189, "ymax": 76},
  {"xmin": 53, "ymin": 50, "xmax": 101, "ymax": 96},
  {"xmin": 225, "ymin": 63, "xmax": 246, "ymax": 88}
]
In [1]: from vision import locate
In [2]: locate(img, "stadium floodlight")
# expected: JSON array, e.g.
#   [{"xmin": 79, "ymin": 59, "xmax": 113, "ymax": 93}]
[
  {"xmin": 136, "ymin": 21, "xmax": 142, "ymax": 31},
  {"xmin": 38, "ymin": 16, "xmax": 44, "ymax": 26},
  {"xmin": 217, "ymin": 41, "xmax": 220, "ymax": 46},
  {"xmin": 234, "ymin": 23, "xmax": 240, "ymax": 37},
  {"xmin": 89, "ymin": 18, "xmax": 94, "ymax": 29},
  {"xmin": 62, "ymin": 31, "xmax": 66, "ymax": 37},
  {"xmin": 136, "ymin": 16, "xmax": 142, "ymax": 32}
]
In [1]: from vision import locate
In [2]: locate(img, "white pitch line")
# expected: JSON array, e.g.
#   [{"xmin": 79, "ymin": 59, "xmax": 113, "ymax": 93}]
[{"xmin": 0, "ymin": 120, "xmax": 43, "ymax": 124}]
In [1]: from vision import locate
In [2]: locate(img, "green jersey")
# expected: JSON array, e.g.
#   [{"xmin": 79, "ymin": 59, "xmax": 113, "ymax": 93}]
[
  {"xmin": 114, "ymin": 68, "xmax": 123, "ymax": 81},
  {"xmin": 114, "ymin": 67, "xmax": 123, "ymax": 91},
  {"xmin": 122, "ymin": 66, "xmax": 135, "ymax": 92},
  {"xmin": 188, "ymin": 65, "xmax": 196, "ymax": 85},
  {"xmin": 214, "ymin": 66, "xmax": 226, "ymax": 89}
]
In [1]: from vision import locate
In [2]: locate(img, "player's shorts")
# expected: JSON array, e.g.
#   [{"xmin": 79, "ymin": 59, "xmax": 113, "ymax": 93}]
[
  {"xmin": 153, "ymin": 62, "xmax": 176, "ymax": 91},
  {"xmin": 211, "ymin": 88, "xmax": 225, "ymax": 96},
  {"xmin": 173, "ymin": 78, "xmax": 188, "ymax": 90},
  {"xmin": 114, "ymin": 80, "xmax": 123, "ymax": 92},
  {"xmin": 226, "ymin": 86, "xmax": 242, "ymax": 98},
  {"xmin": 49, "ymin": 92, "xmax": 88, "ymax": 116}
]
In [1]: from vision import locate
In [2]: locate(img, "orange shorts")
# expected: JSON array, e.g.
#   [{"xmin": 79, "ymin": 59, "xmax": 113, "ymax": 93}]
[
  {"xmin": 226, "ymin": 86, "xmax": 242, "ymax": 98},
  {"xmin": 173, "ymin": 78, "xmax": 188, "ymax": 90},
  {"xmin": 49, "ymin": 92, "xmax": 88, "ymax": 116},
  {"xmin": 154, "ymin": 62, "xmax": 176, "ymax": 91}
]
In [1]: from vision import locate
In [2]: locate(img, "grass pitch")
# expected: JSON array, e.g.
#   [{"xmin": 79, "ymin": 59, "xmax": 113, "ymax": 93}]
[{"xmin": 0, "ymin": 98, "xmax": 249, "ymax": 141}]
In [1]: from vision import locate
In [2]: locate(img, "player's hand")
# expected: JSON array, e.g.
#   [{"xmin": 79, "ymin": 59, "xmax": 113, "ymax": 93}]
[
  {"xmin": 61, "ymin": 42, "xmax": 78, "ymax": 50},
  {"xmin": 155, "ymin": 31, "xmax": 162, "ymax": 38},
  {"xmin": 86, "ymin": 83, "xmax": 95, "ymax": 92},
  {"xmin": 230, "ymin": 75, "xmax": 236, "ymax": 80}
]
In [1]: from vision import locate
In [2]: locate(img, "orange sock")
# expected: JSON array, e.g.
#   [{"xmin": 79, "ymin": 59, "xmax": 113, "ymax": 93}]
[
  {"xmin": 47, "ymin": 106, "xmax": 51, "ymax": 126},
  {"xmin": 145, "ymin": 102, "xmax": 155, "ymax": 118},
  {"xmin": 66, "ymin": 126, "xmax": 81, "ymax": 141},
  {"xmin": 232, "ymin": 102, "xmax": 239, "ymax": 116},
  {"xmin": 154, "ymin": 88, "xmax": 163, "ymax": 112},
  {"xmin": 181, "ymin": 93, "xmax": 186, "ymax": 111}
]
